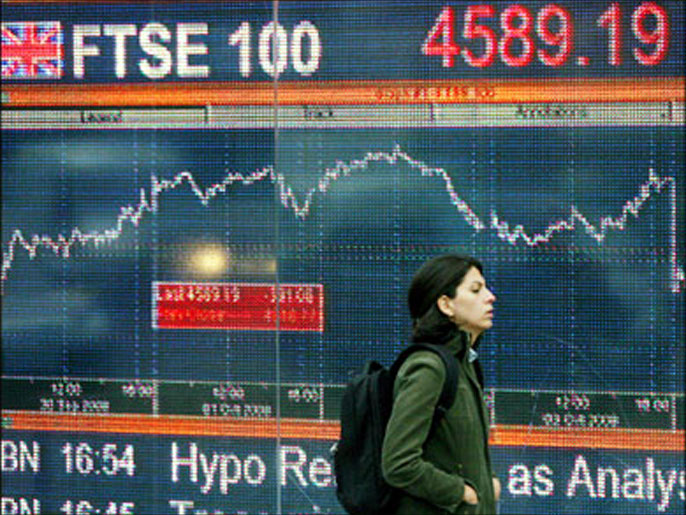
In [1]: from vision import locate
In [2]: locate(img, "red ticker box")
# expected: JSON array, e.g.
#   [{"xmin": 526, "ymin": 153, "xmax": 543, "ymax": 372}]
[{"xmin": 152, "ymin": 282, "xmax": 324, "ymax": 332}]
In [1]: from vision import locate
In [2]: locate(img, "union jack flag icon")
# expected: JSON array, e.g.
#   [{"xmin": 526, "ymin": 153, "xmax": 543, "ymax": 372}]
[{"xmin": 2, "ymin": 21, "xmax": 64, "ymax": 79}]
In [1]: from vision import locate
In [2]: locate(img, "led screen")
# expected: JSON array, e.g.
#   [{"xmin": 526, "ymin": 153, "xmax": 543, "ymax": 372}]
[{"xmin": 2, "ymin": 1, "xmax": 684, "ymax": 514}]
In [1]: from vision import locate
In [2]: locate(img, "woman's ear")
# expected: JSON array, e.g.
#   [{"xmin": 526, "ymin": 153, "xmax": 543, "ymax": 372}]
[{"xmin": 436, "ymin": 294, "xmax": 454, "ymax": 318}]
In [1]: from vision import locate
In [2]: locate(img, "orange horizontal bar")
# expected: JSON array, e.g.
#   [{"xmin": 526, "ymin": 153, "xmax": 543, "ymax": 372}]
[
  {"xmin": 490, "ymin": 424, "xmax": 685, "ymax": 452},
  {"xmin": 3, "ymin": 412, "xmax": 684, "ymax": 451},
  {"xmin": 2, "ymin": 412, "xmax": 340, "ymax": 441},
  {"xmin": 2, "ymin": 78, "xmax": 683, "ymax": 107}
]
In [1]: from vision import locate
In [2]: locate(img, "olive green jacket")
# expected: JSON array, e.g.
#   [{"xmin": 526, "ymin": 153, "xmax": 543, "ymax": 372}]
[{"xmin": 381, "ymin": 332, "xmax": 497, "ymax": 514}]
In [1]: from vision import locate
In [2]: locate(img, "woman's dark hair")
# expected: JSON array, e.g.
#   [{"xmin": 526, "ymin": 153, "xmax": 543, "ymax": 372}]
[{"xmin": 408, "ymin": 254, "xmax": 483, "ymax": 343}]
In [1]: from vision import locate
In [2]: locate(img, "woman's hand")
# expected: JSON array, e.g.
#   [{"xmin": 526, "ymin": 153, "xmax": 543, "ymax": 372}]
[
  {"xmin": 463, "ymin": 484, "xmax": 479, "ymax": 505},
  {"xmin": 493, "ymin": 477, "xmax": 502, "ymax": 501}
]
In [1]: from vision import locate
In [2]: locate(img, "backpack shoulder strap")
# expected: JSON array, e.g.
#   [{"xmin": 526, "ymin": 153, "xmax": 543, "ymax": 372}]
[{"xmin": 389, "ymin": 342, "xmax": 459, "ymax": 417}]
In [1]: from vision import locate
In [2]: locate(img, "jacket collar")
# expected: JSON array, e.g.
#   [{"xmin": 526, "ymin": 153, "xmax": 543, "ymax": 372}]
[{"xmin": 446, "ymin": 329, "xmax": 471, "ymax": 357}]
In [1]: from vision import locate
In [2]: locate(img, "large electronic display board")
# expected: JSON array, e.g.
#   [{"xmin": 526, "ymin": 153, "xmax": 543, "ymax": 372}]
[{"xmin": 2, "ymin": 1, "xmax": 684, "ymax": 514}]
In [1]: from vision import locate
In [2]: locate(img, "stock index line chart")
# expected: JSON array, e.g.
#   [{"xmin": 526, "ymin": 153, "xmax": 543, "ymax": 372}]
[{"xmin": 2, "ymin": 143, "xmax": 683, "ymax": 292}]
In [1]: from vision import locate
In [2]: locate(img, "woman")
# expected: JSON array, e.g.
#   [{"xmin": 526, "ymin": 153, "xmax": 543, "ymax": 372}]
[{"xmin": 382, "ymin": 254, "xmax": 501, "ymax": 514}]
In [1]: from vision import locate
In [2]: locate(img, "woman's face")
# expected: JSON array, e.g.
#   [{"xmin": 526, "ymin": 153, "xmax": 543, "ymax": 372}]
[{"xmin": 438, "ymin": 266, "xmax": 496, "ymax": 342}]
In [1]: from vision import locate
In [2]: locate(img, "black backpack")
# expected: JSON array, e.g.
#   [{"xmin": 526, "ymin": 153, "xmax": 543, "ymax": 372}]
[{"xmin": 333, "ymin": 342, "xmax": 459, "ymax": 515}]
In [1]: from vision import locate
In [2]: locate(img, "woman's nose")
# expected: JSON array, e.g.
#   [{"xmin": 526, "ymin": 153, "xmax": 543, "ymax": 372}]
[{"xmin": 486, "ymin": 288, "xmax": 496, "ymax": 303}]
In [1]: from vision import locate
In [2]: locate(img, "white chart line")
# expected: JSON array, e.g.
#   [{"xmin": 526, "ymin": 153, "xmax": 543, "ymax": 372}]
[{"xmin": 2, "ymin": 145, "xmax": 683, "ymax": 293}]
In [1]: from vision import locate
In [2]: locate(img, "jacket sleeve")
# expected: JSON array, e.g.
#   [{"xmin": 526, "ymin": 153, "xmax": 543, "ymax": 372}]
[{"xmin": 381, "ymin": 351, "xmax": 466, "ymax": 511}]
